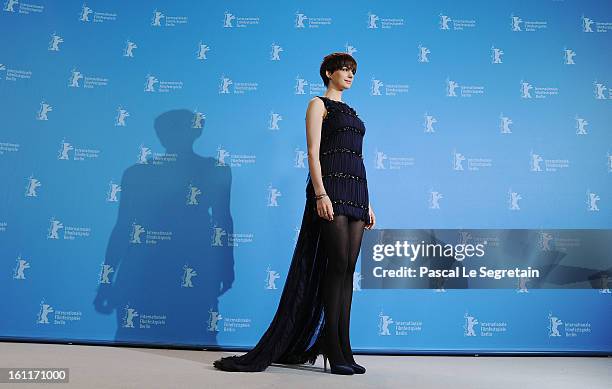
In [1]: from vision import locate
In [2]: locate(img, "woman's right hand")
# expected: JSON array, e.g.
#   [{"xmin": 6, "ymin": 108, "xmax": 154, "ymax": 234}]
[{"xmin": 316, "ymin": 196, "xmax": 334, "ymax": 221}]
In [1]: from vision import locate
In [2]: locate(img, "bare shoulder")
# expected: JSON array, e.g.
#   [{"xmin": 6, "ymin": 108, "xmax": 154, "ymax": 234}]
[
  {"xmin": 305, "ymin": 97, "xmax": 324, "ymax": 121},
  {"xmin": 307, "ymin": 96, "xmax": 325, "ymax": 114},
  {"xmin": 308, "ymin": 96, "xmax": 324, "ymax": 108}
]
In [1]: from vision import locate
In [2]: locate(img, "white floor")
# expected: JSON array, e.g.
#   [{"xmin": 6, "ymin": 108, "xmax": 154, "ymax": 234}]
[{"xmin": 0, "ymin": 342, "xmax": 610, "ymax": 389}]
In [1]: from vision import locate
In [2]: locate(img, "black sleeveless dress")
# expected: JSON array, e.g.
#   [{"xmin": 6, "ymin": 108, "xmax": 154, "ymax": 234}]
[
  {"xmin": 306, "ymin": 96, "xmax": 370, "ymax": 223},
  {"xmin": 212, "ymin": 96, "xmax": 370, "ymax": 372}
]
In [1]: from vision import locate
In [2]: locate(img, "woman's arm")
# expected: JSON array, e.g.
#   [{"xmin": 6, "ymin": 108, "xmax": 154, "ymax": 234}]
[{"xmin": 305, "ymin": 98, "xmax": 326, "ymax": 196}]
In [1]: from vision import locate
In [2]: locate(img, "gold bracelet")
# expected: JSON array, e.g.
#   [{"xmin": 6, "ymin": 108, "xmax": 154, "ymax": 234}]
[{"xmin": 315, "ymin": 193, "xmax": 327, "ymax": 200}]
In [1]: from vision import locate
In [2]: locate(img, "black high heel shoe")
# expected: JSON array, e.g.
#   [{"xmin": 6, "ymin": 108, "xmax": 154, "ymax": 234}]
[
  {"xmin": 349, "ymin": 362, "xmax": 366, "ymax": 374},
  {"xmin": 322, "ymin": 353, "xmax": 354, "ymax": 375},
  {"xmin": 340, "ymin": 344, "xmax": 366, "ymax": 373},
  {"xmin": 318, "ymin": 323, "xmax": 354, "ymax": 375},
  {"xmin": 342, "ymin": 349, "xmax": 366, "ymax": 373}
]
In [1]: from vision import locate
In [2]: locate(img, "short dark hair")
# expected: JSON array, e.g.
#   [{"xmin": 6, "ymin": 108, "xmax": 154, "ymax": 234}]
[{"xmin": 320, "ymin": 52, "xmax": 357, "ymax": 87}]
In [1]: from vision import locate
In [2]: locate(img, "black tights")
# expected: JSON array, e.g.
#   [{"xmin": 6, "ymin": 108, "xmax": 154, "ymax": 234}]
[{"xmin": 320, "ymin": 214, "xmax": 366, "ymax": 365}]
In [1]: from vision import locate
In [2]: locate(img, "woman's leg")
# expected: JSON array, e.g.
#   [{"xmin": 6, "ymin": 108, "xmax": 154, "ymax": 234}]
[
  {"xmin": 320, "ymin": 215, "xmax": 350, "ymax": 365},
  {"xmin": 338, "ymin": 216, "xmax": 366, "ymax": 364}
]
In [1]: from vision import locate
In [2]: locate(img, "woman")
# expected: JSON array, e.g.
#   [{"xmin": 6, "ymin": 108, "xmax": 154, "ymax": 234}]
[{"xmin": 213, "ymin": 52, "xmax": 375, "ymax": 375}]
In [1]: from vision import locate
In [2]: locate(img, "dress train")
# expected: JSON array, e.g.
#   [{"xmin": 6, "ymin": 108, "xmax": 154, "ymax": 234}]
[{"xmin": 213, "ymin": 199, "xmax": 329, "ymax": 372}]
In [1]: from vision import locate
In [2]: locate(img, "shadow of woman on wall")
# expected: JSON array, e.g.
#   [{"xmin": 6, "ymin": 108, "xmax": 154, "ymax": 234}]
[{"xmin": 93, "ymin": 109, "xmax": 234, "ymax": 347}]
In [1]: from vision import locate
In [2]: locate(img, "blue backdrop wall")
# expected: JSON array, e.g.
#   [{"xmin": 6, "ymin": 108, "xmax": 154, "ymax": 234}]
[{"xmin": 1, "ymin": 0, "xmax": 611, "ymax": 354}]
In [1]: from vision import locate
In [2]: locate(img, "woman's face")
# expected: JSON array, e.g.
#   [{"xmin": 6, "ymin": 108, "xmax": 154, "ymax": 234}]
[{"xmin": 327, "ymin": 65, "xmax": 355, "ymax": 90}]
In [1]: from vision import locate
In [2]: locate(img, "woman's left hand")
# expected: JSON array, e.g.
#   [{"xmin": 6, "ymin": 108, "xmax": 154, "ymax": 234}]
[{"xmin": 365, "ymin": 206, "xmax": 376, "ymax": 230}]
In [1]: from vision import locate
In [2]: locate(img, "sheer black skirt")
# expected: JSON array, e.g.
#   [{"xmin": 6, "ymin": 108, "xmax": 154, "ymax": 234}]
[{"xmin": 213, "ymin": 199, "xmax": 327, "ymax": 372}]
